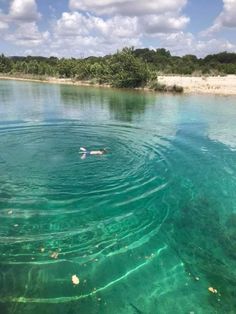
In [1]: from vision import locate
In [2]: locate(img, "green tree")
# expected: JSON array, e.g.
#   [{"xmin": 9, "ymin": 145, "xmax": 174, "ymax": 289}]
[
  {"xmin": 57, "ymin": 59, "xmax": 77, "ymax": 78},
  {"xmin": 0, "ymin": 54, "xmax": 12, "ymax": 73},
  {"xmin": 27, "ymin": 60, "xmax": 40, "ymax": 75},
  {"xmin": 107, "ymin": 48, "xmax": 150, "ymax": 88}
]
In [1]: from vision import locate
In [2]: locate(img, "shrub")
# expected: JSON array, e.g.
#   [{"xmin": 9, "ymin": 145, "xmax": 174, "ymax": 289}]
[
  {"xmin": 172, "ymin": 84, "xmax": 184, "ymax": 93},
  {"xmin": 149, "ymin": 81, "xmax": 166, "ymax": 91},
  {"xmin": 149, "ymin": 81, "xmax": 183, "ymax": 93}
]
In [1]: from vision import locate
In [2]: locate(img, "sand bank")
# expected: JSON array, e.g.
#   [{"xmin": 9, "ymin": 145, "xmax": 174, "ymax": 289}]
[
  {"xmin": 1, "ymin": 75, "xmax": 236, "ymax": 95},
  {"xmin": 158, "ymin": 75, "xmax": 236, "ymax": 95},
  {"xmin": 0, "ymin": 76, "xmax": 105, "ymax": 87}
]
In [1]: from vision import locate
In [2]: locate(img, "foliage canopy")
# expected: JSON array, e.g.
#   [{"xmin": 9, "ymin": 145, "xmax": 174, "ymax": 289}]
[{"xmin": 0, "ymin": 48, "xmax": 236, "ymax": 89}]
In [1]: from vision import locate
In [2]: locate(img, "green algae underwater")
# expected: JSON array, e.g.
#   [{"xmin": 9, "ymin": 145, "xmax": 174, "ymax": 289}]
[{"xmin": 0, "ymin": 80, "xmax": 236, "ymax": 314}]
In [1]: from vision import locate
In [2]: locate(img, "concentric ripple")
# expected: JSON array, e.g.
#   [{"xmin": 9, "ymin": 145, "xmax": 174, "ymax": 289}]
[
  {"xmin": 1, "ymin": 82, "xmax": 236, "ymax": 314},
  {"xmin": 0, "ymin": 121, "xmax": 172, "ymax": 305}
]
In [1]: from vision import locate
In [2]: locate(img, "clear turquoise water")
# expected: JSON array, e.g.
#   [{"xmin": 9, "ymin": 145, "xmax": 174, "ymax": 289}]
[{"xmin": 0, "ymin": 80, "xmax": 236, "ymax": 314}]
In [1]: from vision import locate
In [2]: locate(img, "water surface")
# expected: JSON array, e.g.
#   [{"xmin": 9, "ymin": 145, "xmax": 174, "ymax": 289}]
[{"xmin": 0, "ymin": 80, "xmax": 236, "ymax": 314}]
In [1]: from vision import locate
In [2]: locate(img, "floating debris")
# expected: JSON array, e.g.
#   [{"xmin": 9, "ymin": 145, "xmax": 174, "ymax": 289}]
[
  {"xmin": 72, "ymin": 275, "xmax": 80, "ymax": 285},
  {"xmin": 208, "ymin": 287, "xmax": 218, "ymax": 294},
  {"xmin": 144, "ymin": 254, "xmax": 154, "ymax": 260},
  {"xmin": 50, "ymin": 251, "xmax": 59, "ymax": 259},
  {"xmin": 195, "ymin": 277, "xmax": 200, "ymax": 281},
  {"xmin": 40, "ymin": 248, "xmax": 45, "ymax": 253},
  {"xmin": 8, "ymin": 210, "xmax": 13, "ymax": 215}
]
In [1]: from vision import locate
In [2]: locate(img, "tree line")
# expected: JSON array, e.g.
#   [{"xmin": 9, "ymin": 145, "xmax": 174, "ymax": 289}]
[{"xmin": 0, "ymin": 48, "xmax": 236, "ymax": 89}]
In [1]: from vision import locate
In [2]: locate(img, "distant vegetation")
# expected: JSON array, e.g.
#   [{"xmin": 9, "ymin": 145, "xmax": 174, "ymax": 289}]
[{"xmin": 0, "ymin": 48, "xmax": 236, "ymax": 91}]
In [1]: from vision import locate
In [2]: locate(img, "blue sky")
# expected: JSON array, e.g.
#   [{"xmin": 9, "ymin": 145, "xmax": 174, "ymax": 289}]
[{"xmin": 0, "ymin": 0, "xmax": 235, "ymax": 57}]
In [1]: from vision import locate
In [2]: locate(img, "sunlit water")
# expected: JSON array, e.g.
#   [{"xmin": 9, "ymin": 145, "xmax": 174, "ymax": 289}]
[{"xmin": 0, "ymin": 80, "xmax": 236, "ymax": 314}]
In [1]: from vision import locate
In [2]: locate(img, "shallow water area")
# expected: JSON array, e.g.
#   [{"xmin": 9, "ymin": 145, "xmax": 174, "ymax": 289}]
[{"xmin": 0, "ymin": 80, "xmax": 236, "ymax": 314}]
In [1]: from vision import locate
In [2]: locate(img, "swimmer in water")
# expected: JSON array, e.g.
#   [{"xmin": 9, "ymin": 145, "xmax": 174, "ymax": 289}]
[{"xmin": 79, "ymin": 147, "xmax": 107, "ymax": 159}]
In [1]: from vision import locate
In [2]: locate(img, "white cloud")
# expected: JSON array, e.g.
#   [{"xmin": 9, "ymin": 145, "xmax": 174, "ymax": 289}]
[
  {"xmin": 67, "ymin": 0, "xmax": 189, "ymax": 37},
  {"xmin": 1, "ymin": 0, "xmax": 191, "ymax": 56},
  {"xmin": 9, "ymin": 0, "xmax": 40, "ymax": 22},
  {"xmin": 0, "ymin": 16, "xmax": 8, "ymax": 30},
  {"xmin": 69, "ymin": 0, "xmax": 187, "ymax": 16},
  {"xmin": 140, "ymin": 14, "xmax": 189, "ymax": 34},
  {"xmin": 55, "ymin": 12, "xmax": 91, "ymax": 36},
  {"xmin": 55, "ymin": 12, "xmax": 138, "ymax": 40},
  {"xmin": 54, "ymin": 12, "xmax": 139, "ymax": 39},
  {"xmin": 51, "ymin": 13, "xmax": 236, "ymax": 58},
  {"xmin": 5, "ymin": 22, "xmax": 50, "ymax": 47},
  {"xmin": 217, "ymin": 0, "xmax": 236, "ymax": 28},
  {"xmin": 52, "ymin": 12, "xmax": 140, "ymax": 56},
  {"xmin": 60, "ymin": 11, "xmax": 188, "ymax": 38},
  {"xmin": 0, "ymin": 21, "xmax": 8, "ymax": 29},
  {"xmin": 202, "ymin": 0, "xmax": 236, "ymax": 36},
  {"xmin": 0, "ymin": 0, "xmax": 49, "ymax": 48},
  {"xmin": 48, "ymin": 0, "xmax": 190, "ymax": 57},
  {"xmin": 1, "ymin": 0, "xmax": 235, "ymax": 58},
  {"xmin": 156, "ymin": 31, "xmax": 236, "ymax": 56},
  {"xmin": 0, "ymin": 8, "xmax": 9, "ymax": 30},
  {"xmin": 92, "ymin": 15, "xmax": 139, "ymax": 38},
  {"xmin": 50, "ymin": 34, "xmax": 138, "ymax": 57}
]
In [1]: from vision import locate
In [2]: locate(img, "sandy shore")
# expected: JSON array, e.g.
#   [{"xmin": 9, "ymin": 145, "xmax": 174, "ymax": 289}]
[
  {"xmin": 0, "ymin": 76, "xmax": 106, "ymax": 88},
  {"xmin": 1, "ymin": 75, "xmax": 236, "ymax": 95},
  {"xmin": 158, "ymin": 75, "xmax": 236, "ymax": 95}
]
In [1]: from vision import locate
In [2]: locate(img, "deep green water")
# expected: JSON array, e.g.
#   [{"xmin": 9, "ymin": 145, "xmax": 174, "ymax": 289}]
[{"xmin": 0, "ymin": 80, "xmax": 236, "ymax": 314}]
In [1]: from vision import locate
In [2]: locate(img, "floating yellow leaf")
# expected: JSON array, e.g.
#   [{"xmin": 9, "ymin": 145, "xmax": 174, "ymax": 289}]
[
  {"xmin": 50, "ymin": 251, "xmax": 59, "ymax": 259},
  {"xmin": 208, "ymin": 287, "xmax": 217, "ymax": 294},
  {"xmin": 72, "ymin": 275, "xmax": 80, "ymax": 285}
]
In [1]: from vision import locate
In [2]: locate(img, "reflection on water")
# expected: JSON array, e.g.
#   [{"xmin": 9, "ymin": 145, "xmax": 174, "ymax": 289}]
[
  {"xmin": 0, "ymin": 80, "xmax": 236, "ymax": 314},
  {"xmin": 59, "ymin": 85, "xmax": 153, "ymax": 122}
]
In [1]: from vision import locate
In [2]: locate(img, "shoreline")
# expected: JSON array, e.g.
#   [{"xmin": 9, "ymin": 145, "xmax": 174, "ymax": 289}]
[
  {"xmin": 1, "ymin": 75, "xmax": 236, "ymax": 96},
  {"xmin": 158, "ymin": 75, "xmax": 236, "ymax": 96},
  {"xmin": 0, "ymin": 75, "xmax": 109, "ymax": 88}
]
